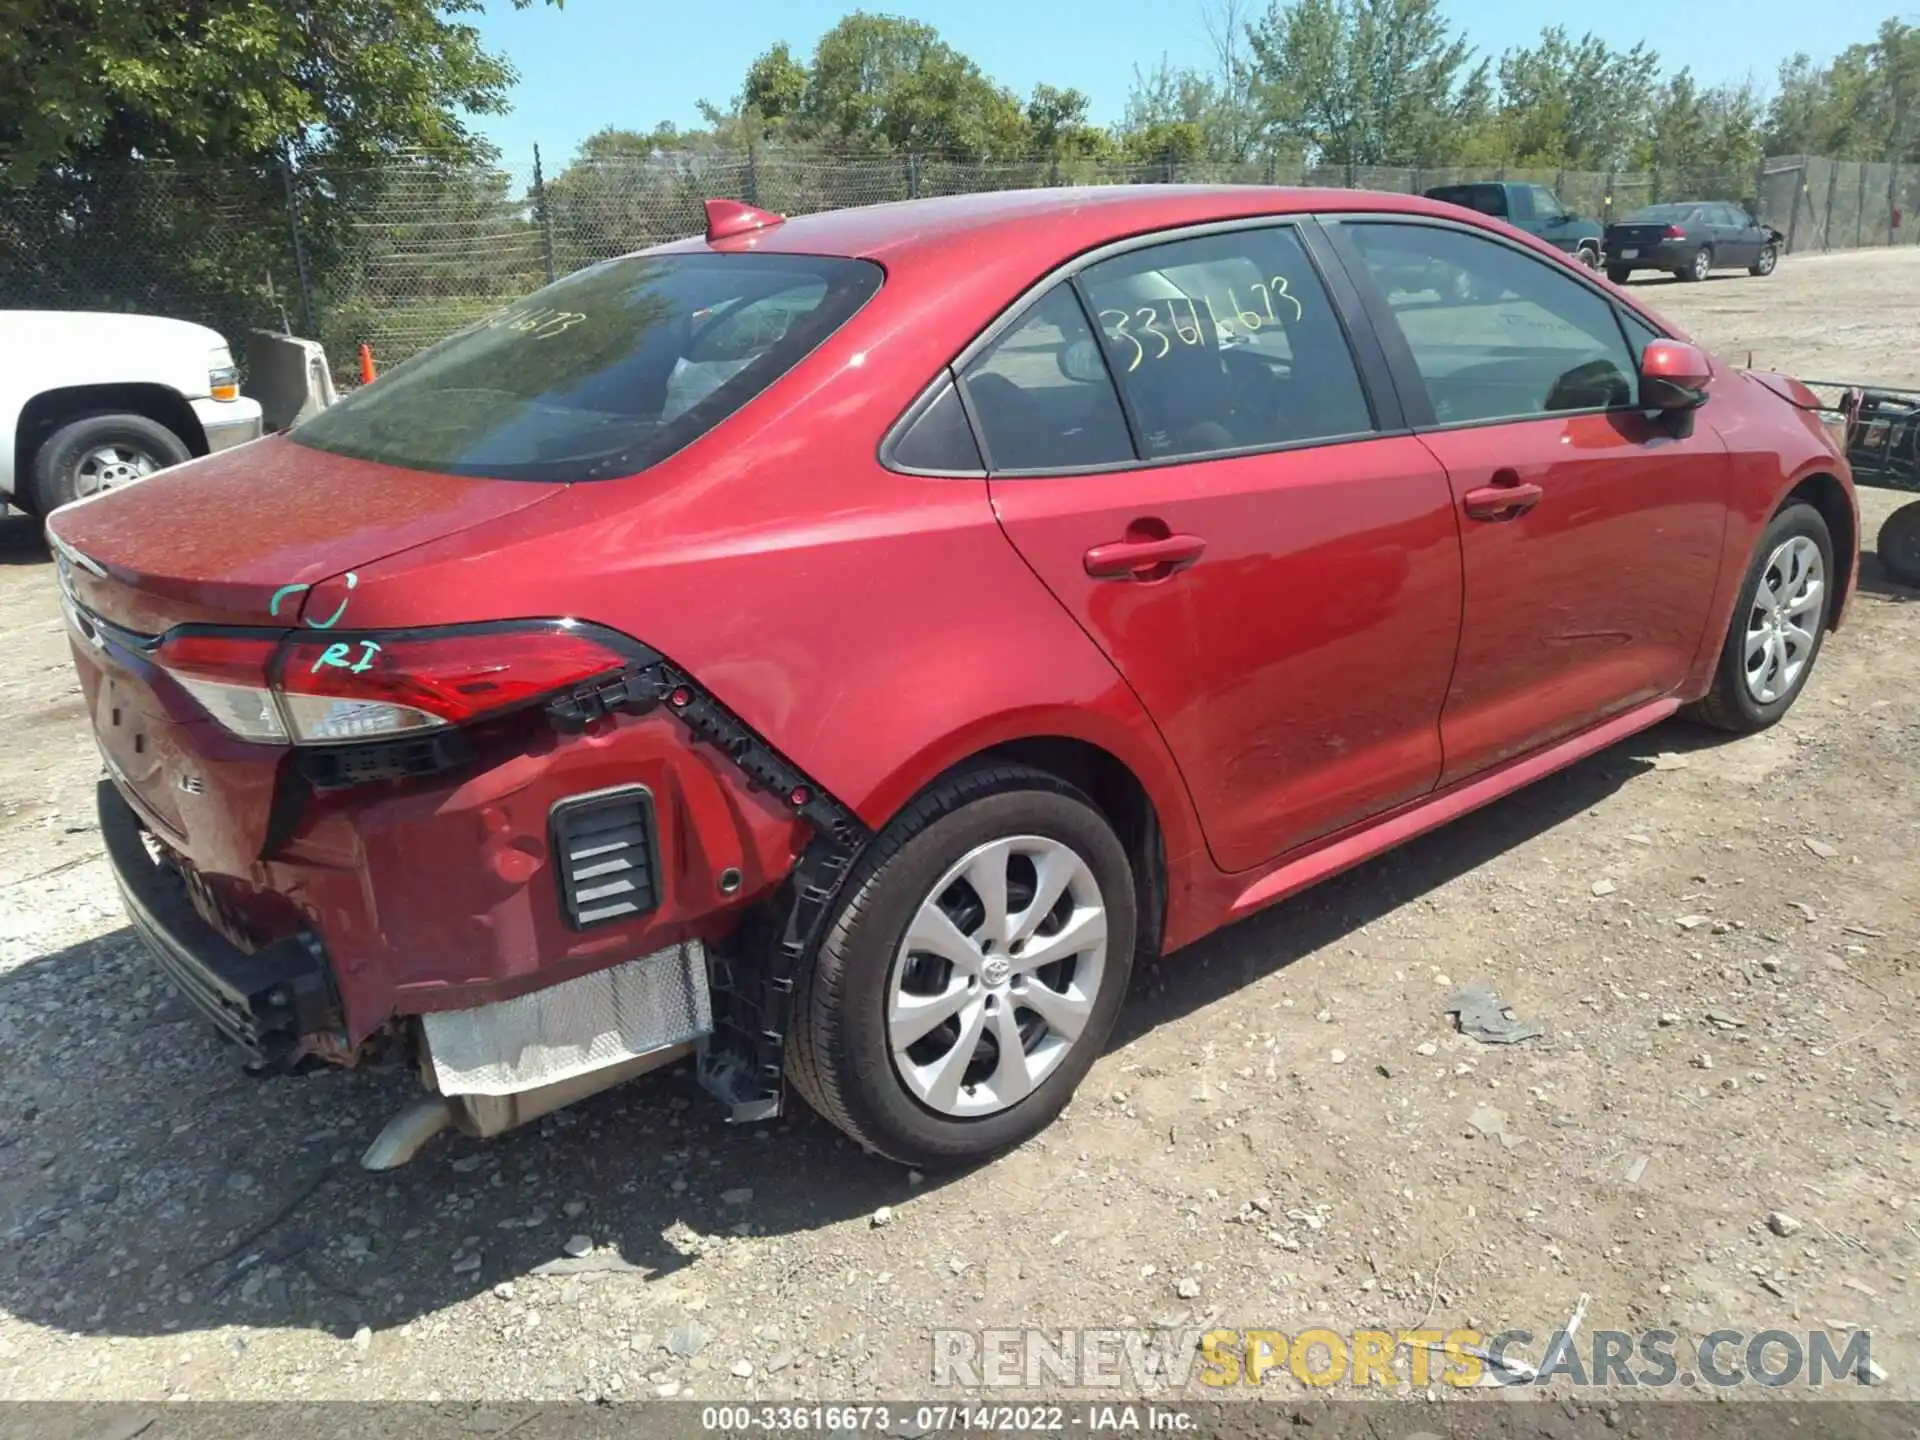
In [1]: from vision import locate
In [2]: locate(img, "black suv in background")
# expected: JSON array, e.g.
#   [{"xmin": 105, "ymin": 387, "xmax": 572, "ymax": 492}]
[{"xmin": 1603, "ymin": 202, "xmax": 1784, "ymax": 283}]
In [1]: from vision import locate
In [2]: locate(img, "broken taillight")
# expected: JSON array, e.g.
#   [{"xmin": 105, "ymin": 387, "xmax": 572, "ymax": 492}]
[
  {"xmin": 153, "ymin": 633, "xmax": 289, "ymax": 742},
  {"xmin": 154, "ymin": 622, "xmax": 639, "ymax": 746}
]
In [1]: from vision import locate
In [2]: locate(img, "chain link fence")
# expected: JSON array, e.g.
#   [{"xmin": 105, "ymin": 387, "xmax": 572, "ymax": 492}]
[
  {"xmin": 1758, "ymin": 155, "xmax": 1917, "ymax": 256},
  {"xmin": 2, "ymin": 149, "xmax": 1910, "ymax": 381}
]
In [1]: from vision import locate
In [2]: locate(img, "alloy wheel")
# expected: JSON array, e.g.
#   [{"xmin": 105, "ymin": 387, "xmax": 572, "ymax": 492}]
[
  {"xmin": 76, "ymin": 444, "xmax": 160, "ymax": 497},
  {"xmin": 886, "ymin": 835, "xmax": 1108, "ymax": 1119},
  {"xmin": 1744, "ymin": 535, "xmax": 1825, "ymax": 704},
  {"xmin": 1693, "ymin": 248, "xmax": 1712, "ymax": 281}
]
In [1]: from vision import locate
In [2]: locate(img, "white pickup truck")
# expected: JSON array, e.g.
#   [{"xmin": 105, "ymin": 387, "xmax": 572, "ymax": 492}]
[{"xmin": 1, "ymin": 311, "xmax": 265, "ymax": 515}]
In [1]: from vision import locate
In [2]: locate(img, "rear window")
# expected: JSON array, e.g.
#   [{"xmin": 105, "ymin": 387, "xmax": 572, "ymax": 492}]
[
  {"xmin": 1623, "ymin": 205, "xmax": 1693, "ymax": 223},
  {"xmin": 290, "ymin": 253, "xmax": 882, "ymax": 481},
  {"xmin": 1426, "ymin": 184, "xmax": 1507, "ymax": 217}
]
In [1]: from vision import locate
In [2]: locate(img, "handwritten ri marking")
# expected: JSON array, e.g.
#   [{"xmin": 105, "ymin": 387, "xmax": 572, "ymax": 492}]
[{"xmin": 310, "ymin": 639, "xmax": 381, "ymax": 675}]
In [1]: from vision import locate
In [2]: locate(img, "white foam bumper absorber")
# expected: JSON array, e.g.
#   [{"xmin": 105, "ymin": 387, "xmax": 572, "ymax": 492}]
[{"xmin": 421, "ymin": 940, "xmax": 712, "ymax": 1097}]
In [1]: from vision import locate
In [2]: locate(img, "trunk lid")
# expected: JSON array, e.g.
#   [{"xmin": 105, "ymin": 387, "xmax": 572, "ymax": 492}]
[
  {"xmin": 49, "ymin": 436, "xmax": 564, "ymax": 873},
  {"xmin": 46, "ymin": 434, "xmax": 564, "ymax": 636},
  {"xmin": 1607, "ymin": 222, "xmax": 1674, "ymax": 247}
]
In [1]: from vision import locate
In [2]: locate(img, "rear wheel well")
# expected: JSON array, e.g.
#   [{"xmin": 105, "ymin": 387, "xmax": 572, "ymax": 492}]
[
  {"xmin": 1783, "ymin": 474, "xmax": 1853, "ymax": 624},
  {"xmin": 15, "ymin": 384, "xmax": 207, "ymax": 486},
  {"xmin": 979, "ymin": 737, "xmax": 1166, "ymax": 961}
]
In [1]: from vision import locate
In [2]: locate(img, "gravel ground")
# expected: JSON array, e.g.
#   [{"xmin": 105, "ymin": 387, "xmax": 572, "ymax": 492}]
[{"xmin": 1, "ymin": 248, "xmax": 1916, "ymax": 1408}]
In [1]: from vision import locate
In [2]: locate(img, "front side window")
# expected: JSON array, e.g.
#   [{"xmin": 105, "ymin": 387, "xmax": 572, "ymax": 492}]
[
  {"xmin": 1619, "ymin": 310, "xmax": 1662, "ymax": 365},
  {"xmin": 1345, "ymin": 222, "xmax": 1636, "ymax": 425},
  {"xmin": 1079, "ymin": 227, "xmax": 1373, "ymax": 459},
  {"xmin": 1532, "ymin": 186, "xmax": 1566, "ymax": 219},
  {"xmin": 960, "ymin": 286, "xmax": 1134, "ymax": 472},
  {"xmin": 291, "ymin": 253, "xmax": 882, "ymax": 482}
]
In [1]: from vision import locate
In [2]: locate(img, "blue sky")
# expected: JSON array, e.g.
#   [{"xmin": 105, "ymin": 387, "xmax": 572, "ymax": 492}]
[{"xmin": 472, "ymin": 0, "xmax": 1895, "ymax": 166}]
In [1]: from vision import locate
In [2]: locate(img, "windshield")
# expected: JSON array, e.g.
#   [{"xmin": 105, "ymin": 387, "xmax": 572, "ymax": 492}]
[{"xmin": 291, "ymin": 253, "xmax": 883, "ymax": 482}]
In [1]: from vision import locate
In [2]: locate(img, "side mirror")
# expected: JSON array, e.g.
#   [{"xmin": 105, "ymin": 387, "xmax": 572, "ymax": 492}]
[
  {"xmin": 1640, "ymin": 339, "xmax": 1712, "ymax": 411},
  {"xmin": 1059, "ymin": 337, "xmax": 1108, "ymax": 385}
]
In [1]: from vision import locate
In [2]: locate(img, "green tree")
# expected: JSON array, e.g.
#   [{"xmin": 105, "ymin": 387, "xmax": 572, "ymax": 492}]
[
  {"xmin": 1634, "ymin": 71, "xmax": 1761, "ymax": 193},
  {"xmin": 1119, "ymin": 59, "xmax": 1220, "ymax": 164},
  {"xmin": 797, "ymin": 12, "xmax": 1032, "ymax": 156},
  {"xmin": 1113, "ymin": 2, "xmax": 1268, "ymax": 165},
  {"xmin": 1248, "ymin": 0, "xmax": 1490, "ymax": 165},
  {"xmin": 1766, "ymin": 21, "xmax": 1920, "ymax": 161},
  {"xmin": 0, "ymin": 0, "xmax": 561, "ymax": 179},
  {"xmin": 1494, "ymin": 27, "xmax": 1658, "ymax": 168},
  {"xmin": 1025, "ymin": 85, "xmax": 1111, "ymax": 160},
  {"xmin": 743, "ymin": 42, "xmax": 809, "ymax": 125},
  {"xmin": 542, "ymin": 127, "xmax": 740, "ymax": 270}
]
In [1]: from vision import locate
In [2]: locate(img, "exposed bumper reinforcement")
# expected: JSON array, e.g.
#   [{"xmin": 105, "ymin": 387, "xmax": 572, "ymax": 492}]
[
  {"xmin": 98, "ymin": 779, "xmax": 336, "ymax": 1063},
  {"xmin": 548, "ymin": 657, "xmax": 875, "ymax": 1124}
]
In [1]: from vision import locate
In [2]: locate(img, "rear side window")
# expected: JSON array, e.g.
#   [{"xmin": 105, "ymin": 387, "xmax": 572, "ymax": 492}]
[
  {"xmin": 1345, "ymin": 222, "xmax": 1636, "ymax": 424},
  {"xmin": 290, "ymin": 254, "xmax": 882, "ymax": 481},
  {"xmin": 889, "ymin": 375, "xmax": 984, "ymax": 473},
  {"xmin": 961, "ymin": 287, "xmax": 1134, "ymax": 471},
  {"xmin": 1079, "ymin": 227, "xmax": 1373, "ymax": 458}
]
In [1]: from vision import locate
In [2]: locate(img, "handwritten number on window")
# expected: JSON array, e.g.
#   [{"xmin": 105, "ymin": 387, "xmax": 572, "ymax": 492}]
[
  {"xmin": 484, "ymin": 307, "xmax": 587, "ymax": 341},
  {"xmin": 1099, "ymin": 309, "xmax": 1144, "ymax": 372},
  {"xmin": 1135, "ymin": 307, "xmax": 1172, "ymax": 361},
  {"xmin": 1100, "ymin": 279, "xmax": 1302, "ymax": 367},
  {"xmin": 1171, "ymin": 298, "xmax": 1204, "ymax": 346},
  {"xmin": 1263, "ymin": 276, "xmax": 1303, "ymax": 321}
]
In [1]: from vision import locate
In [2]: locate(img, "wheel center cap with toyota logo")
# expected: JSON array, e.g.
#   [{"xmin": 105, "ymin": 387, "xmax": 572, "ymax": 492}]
[{"xmin": 982, "ymin": 956, "xmax": 1011, "ymax": 987}]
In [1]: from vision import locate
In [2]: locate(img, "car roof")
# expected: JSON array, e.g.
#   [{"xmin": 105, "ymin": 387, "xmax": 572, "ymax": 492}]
[
  {"xmin": 647, "ymin": 183, "xmax": 1694, "ymax": 356},
  {"xmin": 657, "ymin": 185, "xmax": 1454, "ymax": 269}
]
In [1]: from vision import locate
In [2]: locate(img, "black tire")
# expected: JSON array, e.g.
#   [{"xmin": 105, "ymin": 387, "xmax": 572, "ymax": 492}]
[
  {"xmin": 1606, "ymin": 264, "xmax": 1632, "ymax": 285},
  {"xmin": 27, "ymin": 411, "xmax": 192, "ymax": 514},
  {"xmin": 1749, "ymin": 243, "xmax": 1778, "ymax": 277},
  {"xmin": 1876, "ymin": 501, "xmax": 1920, "ymax": 587},
  {"xmin": 1684, "ymin": 501, "xmax": 1835, "ymax": 732},
  {"xmin": 1679, "ymin": 246, "xmax": 1713, "ymax": 282},
  {"xmin": 787, "ymin": 762, "xmax": 1136, "ymax": 1168}
]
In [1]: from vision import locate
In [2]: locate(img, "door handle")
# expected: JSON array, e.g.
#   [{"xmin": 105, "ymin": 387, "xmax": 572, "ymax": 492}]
[
  {"xmin": 1083, "ymin": 533, "xmax": 1208, "ymax": 580},
  {"xmin": 1461, "ymin": 478, "xmax": 1543, "ymax": 521}
]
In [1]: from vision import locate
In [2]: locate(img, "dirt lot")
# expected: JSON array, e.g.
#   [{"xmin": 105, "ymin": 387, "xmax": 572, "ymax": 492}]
[{"xmin": 1, "ymin": 248, "xmax": 1916, "ymax": 1411}]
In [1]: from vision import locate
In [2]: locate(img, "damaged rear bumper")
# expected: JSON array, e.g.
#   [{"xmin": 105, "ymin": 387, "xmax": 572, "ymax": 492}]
[
  {"xmin": 98, "ymin": 649, "xmax": 877, "ymax": 1160},
  {"xmin": 107, "ymin": 769, "xmax": 720, "ymax": 1163},
  {"xmin": 99, "ymin": 778, "xmax": 336, "ymax": 1064}
]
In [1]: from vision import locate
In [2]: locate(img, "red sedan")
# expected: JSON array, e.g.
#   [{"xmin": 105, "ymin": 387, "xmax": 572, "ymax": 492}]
[{"xmin": 47, "ymin": 186, "xmax": 1857, "ymax": 1170}]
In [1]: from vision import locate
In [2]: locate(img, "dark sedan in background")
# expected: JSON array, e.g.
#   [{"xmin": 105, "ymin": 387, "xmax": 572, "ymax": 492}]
[{"xmin": 1604, "ymin": 202, "xmax": 1784, "ymax": 283}]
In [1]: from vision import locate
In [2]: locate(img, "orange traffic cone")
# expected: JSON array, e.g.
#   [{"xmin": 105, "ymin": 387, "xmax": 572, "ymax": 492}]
[{"xmin": 358, "ymin": 343, "xmax": 377, "ymax": 384}]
